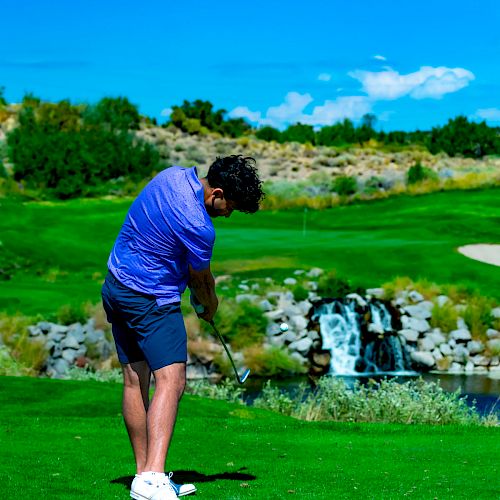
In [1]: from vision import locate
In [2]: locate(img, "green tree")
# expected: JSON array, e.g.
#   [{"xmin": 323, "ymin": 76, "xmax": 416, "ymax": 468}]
[
  {"xmin": 281, "ymin": 123, "xmax": 315, "ymax": 144},
  {"xmin": 255, "ymin": 126, "xmax": 281, "ymax": 142},
  {"xmin": 84, "ymin": 96, "xmax": 141, "ymax": 131},
  {"xmin": 0, "ymin": 86, "xmax": 6, "ymax": 106}
]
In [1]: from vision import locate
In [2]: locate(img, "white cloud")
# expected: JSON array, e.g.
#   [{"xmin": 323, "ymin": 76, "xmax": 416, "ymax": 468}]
[
  {"xmin": 160, "ymin": 108, "xmax": 172, "ymax": 117},
  {"xmin": 373, "ymin": 55, "xmax": 386, "ymax": 61},
  {"xmin": 230, "ymin": 92, "xmax": 371, "ymax": 129},
  {"xmin": 473, "ymin": 107, "xmax": 500, "ymax": 122},
  {"xmin": 302, "ymin": 96, "xmax": 372, "ymax": 126},
  {"xmin": 229, "ymin": 106, "xmax": 262, "ymax": 123},
  {"xmin": 349, "ymin": 66, "xmax": 475, "ymax": 100},
  {"xmin": 318, "ymin": 73, "xmax": 332, "ymax": 81}
]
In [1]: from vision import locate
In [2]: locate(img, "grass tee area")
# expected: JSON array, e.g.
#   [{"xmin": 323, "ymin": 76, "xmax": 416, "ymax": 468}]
[
  {"xmin": 1, "ymin": 187, "xmax": 499, "ymax": 316},
  {"xmin": 1, "ymin": 376, "xmax": 499, "ymax": 499}
]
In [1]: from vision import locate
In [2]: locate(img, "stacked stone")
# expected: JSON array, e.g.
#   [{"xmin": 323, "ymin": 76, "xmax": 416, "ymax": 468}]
[
  {"xmin": 254, "ymin": 268, "xmax": 326, "ymax": 371},
  {"xmin": 391, "ymin": 292, "xmax": 500, "ymax": 376},
  {"xmin": 28, "ymin": 319, "xmax": 113, "ymax": 378}
]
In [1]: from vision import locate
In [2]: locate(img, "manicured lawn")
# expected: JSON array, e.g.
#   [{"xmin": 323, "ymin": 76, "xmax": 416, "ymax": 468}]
[
  {"xmin": 1, "ymin": 376, "xmax": 499, "ymax": 499},
  {"xmin": 1, "ymin": 187, "xmax": 499, "ymax": 316}
]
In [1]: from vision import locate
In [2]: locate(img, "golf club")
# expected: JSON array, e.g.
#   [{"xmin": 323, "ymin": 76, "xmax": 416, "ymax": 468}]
[
  {"xmin": 190, "ymin": 289, "xmax": 250, "ymax": 384},
  {"xmin": 209, "ymin": 320, "xmax": 250, "ymax": 384}
]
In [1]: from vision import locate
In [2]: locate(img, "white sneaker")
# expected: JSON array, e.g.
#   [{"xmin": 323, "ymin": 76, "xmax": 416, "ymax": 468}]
[
  {"xmin": 130, "ymin": 472, "xmax": 178, "ymax": 500},
  {"xmin": 168, "ymin": 473, "xmax": 197, "ymax": 497}
]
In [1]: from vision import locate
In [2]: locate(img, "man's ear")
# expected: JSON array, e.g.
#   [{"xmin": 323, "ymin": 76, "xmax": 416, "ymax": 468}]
[{"xmin": 212, "ymin": 187, "xmax": 224, "ymax": 199}]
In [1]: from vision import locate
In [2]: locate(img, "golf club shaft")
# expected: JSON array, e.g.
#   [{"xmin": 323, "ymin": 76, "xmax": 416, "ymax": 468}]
[{"xmin": 209, "ymin": 320, "xmax": 245, "ymax": 384}]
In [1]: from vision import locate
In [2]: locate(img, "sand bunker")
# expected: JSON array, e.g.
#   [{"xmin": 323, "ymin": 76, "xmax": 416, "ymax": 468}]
[{"xmin": 457, "ymin": 244, "xmax": 500, "ymax": 267}]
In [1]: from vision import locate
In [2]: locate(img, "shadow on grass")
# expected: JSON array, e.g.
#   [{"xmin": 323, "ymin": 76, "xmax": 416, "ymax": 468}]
[{"xmin": 111, "ymin": 468, "xmax": 257, "ymax": 489}]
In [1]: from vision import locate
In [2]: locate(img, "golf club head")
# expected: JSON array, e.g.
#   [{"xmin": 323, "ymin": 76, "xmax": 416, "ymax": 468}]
[{"xmin": 239, "ymin": 368, "xmax": 250, "ymax": 384}]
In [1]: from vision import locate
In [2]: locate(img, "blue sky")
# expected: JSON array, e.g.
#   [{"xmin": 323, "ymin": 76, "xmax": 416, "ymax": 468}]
[{"xmin": 1, "ymin": 0, "xmax": 499, "ymax": 131}]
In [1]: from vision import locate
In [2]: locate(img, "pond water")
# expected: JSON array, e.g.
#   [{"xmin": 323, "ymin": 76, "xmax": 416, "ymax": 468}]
[{"xmin": 243, "ymin": 373, "xmax": 500, "ymax": 417}]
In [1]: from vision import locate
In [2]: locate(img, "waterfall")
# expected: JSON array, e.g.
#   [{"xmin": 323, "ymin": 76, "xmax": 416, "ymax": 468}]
[{"xmin": 313, "ymin": 298, "xmax": 413, "ymax": 375}]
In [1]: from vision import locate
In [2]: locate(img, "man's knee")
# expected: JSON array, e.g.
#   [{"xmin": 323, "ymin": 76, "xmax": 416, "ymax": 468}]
[
  {"xmin": 154, "ymin": 362, "xmax": 186, "ymax": 398},
  {"xmin": 122, "ymin": 361, "xmax": 150, "ymax": 389}
]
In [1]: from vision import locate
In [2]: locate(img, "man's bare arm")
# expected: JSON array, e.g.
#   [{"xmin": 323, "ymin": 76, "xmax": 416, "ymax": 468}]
[{"xmin": 188, "ymin": 264, "xmax": 218, "ymax": 321}]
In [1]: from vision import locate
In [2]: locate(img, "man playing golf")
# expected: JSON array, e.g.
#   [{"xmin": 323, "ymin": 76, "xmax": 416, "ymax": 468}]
[{"xmin": 101, "ymin": 155, "xmax": 264, "ymax": 499}]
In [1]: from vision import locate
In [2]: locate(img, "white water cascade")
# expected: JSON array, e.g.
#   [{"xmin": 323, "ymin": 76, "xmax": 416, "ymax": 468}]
[{"xmin": 314, "ymin": 298, "xmax": 411, "ymax": 375}]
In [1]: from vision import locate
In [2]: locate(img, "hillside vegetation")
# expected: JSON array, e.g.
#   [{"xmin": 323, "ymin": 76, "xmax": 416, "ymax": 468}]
[{"xmin": 0, "ymin": 93, "xmax": 499, "ymax": 202}]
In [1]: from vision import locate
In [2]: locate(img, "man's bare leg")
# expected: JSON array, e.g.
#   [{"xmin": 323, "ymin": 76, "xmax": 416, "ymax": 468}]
[
  {"xmin": 144, "ymin": 362, "xmax": 186, "ymax": 472},
  {"xmin": 122, "ymin": 361, "xmax": 151, "ymax": 474}
]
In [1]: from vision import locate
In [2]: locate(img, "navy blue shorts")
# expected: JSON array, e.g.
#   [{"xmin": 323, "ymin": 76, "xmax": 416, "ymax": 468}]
[{"xmin": 101, "ymin": 272, "xmax": 187, "ymax": 370}]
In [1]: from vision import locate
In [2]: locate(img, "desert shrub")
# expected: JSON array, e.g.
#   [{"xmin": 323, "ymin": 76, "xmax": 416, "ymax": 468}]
[
  {"xmin": 242, "ymin": 345, "xmax": 307, "ymax": 377},
  {"xmin": 254, "ymin": 377, "xmax": 495, "ymax": 425},
  {"xmin": 66, "ymin": 366, "xmax": 123, "ymax": 383},
  {"xmin": 332, "ymin": 175, "xmax": 357, "ymax": 195},
  {"xmin": 83, "ymin": 96, "xmax": 141, "ymax": 131},
  {"xmin": 292, "ymin": 284, "xmax": 309, "ymax": 302},
  {"xmin": 317, "ymin": 271, "xmax": 362, "ymax": 298},
  {"xmin": 0, "ymin": 313, "xmax": 47, "ymax": 375},
  {"xmin": 214, "ymin": 299, "xmax": 267, "ymax": 350},
  {"xmin": 186, "ymin": 379, "xmax": 245, "ymax": 403},
  {"xmin": 430, "ymin": 302, "xmax": 460, "ymax": 333},
  {"xmin": 56, "ymin": 303, "xmax": 90, "ymax": 325},
  {"xmin": 8, "ymin": 98, "xmax": 159, "ymax": 199},
  {"xmin": 406, "ymin": 162, "xmax": 437, "ymax": 185},
  {"xmin": 255, "ymin": 126, "xmax": 281, "ymax": 142},
  {"xmin": 462, "ymin": 296, "xmax": 496, "ymax": 338}
]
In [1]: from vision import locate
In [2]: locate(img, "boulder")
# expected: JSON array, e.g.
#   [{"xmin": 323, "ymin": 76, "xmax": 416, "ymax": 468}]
[
  {"xmin": 366, "ymin": 288, "xmax": 385, "ymax": 299},
  {"xmin": 235, "ymin": 294, "xmax": 259, "ymax": 304},
  {"xmin": 418, "ymin": 338, "xmax": 435, "ymax": 351},
  {"xmin": 466, "ymin": 341, "xmax": 484, "ymax": 355},
  {"xmin": 290, "ymin": 315, "xmax": 308, "ymax": 331},
  {"xmin": 487, "ymin": 339, "xmax": 500, "ymax": 352},
  {"xmin": 86, "ymin": 329, "xmax": 105, "ymax": 344},
  {"xmin": 453, "ymin": 345, "xmax": 469, "ymax": 363},
  {"xmin": 186, "ymin": 364, "xmax": 208, "ymax": 380},
  {"xmin": 490, "ymin": 356, "xmax": 499, "ymax": 367},
  {"xmin": 282, "ymin": 330, "xmax": 298, "ymax": 344},
  {"xmin": 471, "ymin": 355, "xmax": 489, "ymax": 367},
  {"xmin": 410, "ymin": 351, "xmax": 435, "ymax": 368},
  {"xmin": 284, "ymin": 277, "xmax": 297, "ymax": 286},
  {"xmin": 408, "ymin": 290, "xmax": 424, "ymax": 303},
  {"xmin": 465, "ymin": 361, "xmax": 475, "ymax": 373},
  {"xmin": 456, "ymin": 317, "xmax": 468, "ymax": 329},
  {"xmin": 431, "ymin": 348, "xmax": 443, "ymax": 361},
  {"xmin": 28, "ymin": 326, "xmax": 42, "ymax": 337},
  {"xmin": 266, "ymin": 323, "xmax": 282, "ymax": 337},
  {"xmin": 450, "ymin": 329, "xmax": 472, "ymax": 342},
  {"xmin": 486, "ymin": 329, "xmax": 499, "ymax": 339},
  {"xmin": 62, "ymin": 349, "xmax": 79, "ymax": 364},
  {"xmin": 307, "ymin": 268, "xmax": 324, "ymax": 278},
  {"xmin": 398, "ymin": 329, "xmax": 419, "ymax": 342},
  {"xmin": 439, "ymin": 343, "xmax": 452, "ymax": 356},
  {"xmin": 346, "ymin": 293, "xmax": 367, "ymax": 307},
  {"xmin": 290, "ymin": 352, "xmax": 307, "ymax": 365},
  {"xmin": 474, "ymin": 366, "xmax": 488, "ymax": 374},
  {"xmin": 289, "ymin": 337, "xmax": 313, "ymax": 354},
  {"xmin": 401, "ymin": 316, "xmax": 430, "ymax": 333},
  {"xmin": 312, "ymin": 351, "xmax": 331, "ymax": 367},
  {"xmin": 68, "ymin": 323, "xmax": 85, "ymax": 343},
  {"xmin": 449, "ymin": 362, "xmax": 465, "ymax": 373},
  {"xmin": 427, "ymin": 330, "xmax": 446, "ymax": 345},
  {"xmin": 38, "ymin": 321, "xmax": 52, "ymax": 333},
  {"xmin": 60, "ymin": 335, "xmax": 81, "ymax": 350},
  {"xmin": 404, "ymin": 304, "xmax": 432, "ymax": 320},
  {"xmin": 264, "ymin": 309, "xmax": 285, "ymax": 321},
  {"xmin": 259, "ymin": 300, "xmax": 273, "ymax": 312},
  {"xmin": 268, "ymin": 335, "xmax": 285, "ymax": 347},
  {"xmin": 436, "ymin": 295, "xmax": 450, "ymax": 307},
  {"xmin": 307, "ymin": 330, "xmax": 320, "ymax": 342},
  {"xmin": 491, "ymin": 307, "xmax": 500, "ymax": 319},
  {"xmin": 47, "ymin": 331, "xmax": 65, "ymax": 343},
  {"xmin": 293, "ymin": 269, "xmax": 305, "ymax": 275},
  {"xmin": 297, "ymin": 300, "xmax": 312, "ymax": 315}
]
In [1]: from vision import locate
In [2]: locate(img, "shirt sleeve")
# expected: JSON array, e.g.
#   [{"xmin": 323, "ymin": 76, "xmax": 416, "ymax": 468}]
[{"xmin": 178, "ymin": 224, "xmax": 215, "ymax": 271}]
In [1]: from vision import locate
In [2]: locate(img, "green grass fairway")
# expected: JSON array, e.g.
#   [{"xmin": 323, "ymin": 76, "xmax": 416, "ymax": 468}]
[
  {"xmin": 1, "ymin": 188, "xmax": 499, "ymax": 316},
  {"xmin": 1, "ymin": 376, "xmax": 499, "ymax": 499}
]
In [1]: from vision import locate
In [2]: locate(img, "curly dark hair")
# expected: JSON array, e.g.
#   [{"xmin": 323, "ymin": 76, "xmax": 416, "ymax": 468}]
[{"xmin": 206, "ymin": 155, "xmax": 265, "ymax": 213}]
